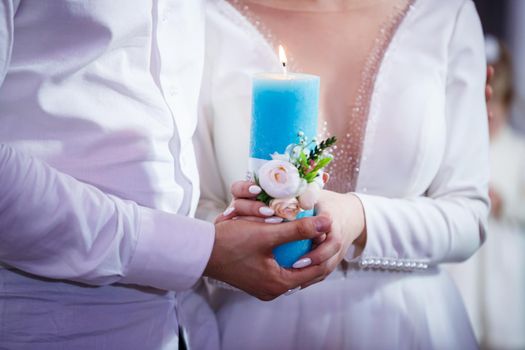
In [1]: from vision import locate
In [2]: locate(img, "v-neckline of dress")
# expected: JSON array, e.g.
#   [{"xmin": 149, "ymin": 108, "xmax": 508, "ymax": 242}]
[{"xmin": 224, "ymin": 0, "xmax": 418, "ymax": 193}]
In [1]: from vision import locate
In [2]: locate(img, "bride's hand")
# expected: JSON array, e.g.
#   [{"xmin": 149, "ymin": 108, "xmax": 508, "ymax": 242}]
[
  {"xmin": 218, "ymin": 180, "xmax": 366, "ymax": 287},
  {"xmin": 295, "ymin": 190, "xmax": 367, "ymax": 288},
  {"xmin": 215, "ymin": 181, "xmax": 286, "ymax": 224}
]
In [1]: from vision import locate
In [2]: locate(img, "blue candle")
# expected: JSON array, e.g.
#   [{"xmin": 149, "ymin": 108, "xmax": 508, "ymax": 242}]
[{"xmin": 250, "ymin": 72, "xmax": 320, "ymax": 268}]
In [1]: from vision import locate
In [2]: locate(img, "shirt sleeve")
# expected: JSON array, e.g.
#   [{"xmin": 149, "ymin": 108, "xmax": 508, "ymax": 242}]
[
  {"xmin": 0, "ymin": 4, "xmax": 214, "ymax": 291},
  {"xmin": 347, "ymin": 0, "xmax": 490, "ymax": 269}
]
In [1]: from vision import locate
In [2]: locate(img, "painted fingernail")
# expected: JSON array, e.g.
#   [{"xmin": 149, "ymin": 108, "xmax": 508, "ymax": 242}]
[
  {"xmin": 265, "ymin": 217, "xmax": 284, "ymax": 224},
  {"xmin": 292, "ymin": 258, "xmax": 312, "ymax": 269},
  {"xmin": 223, "ymin": 207, "xmax": 235, "ymax": 216},
  {"xmin": 259, "ymin": 206, "xmax": 275, "ymax": 216},
  {"xmin": 249, "ymin": 185, "xmax": 262, "ymax": 194},
  {"xmin": 285, "ymin": 287, "xmax": 301, "ymax": 296}
]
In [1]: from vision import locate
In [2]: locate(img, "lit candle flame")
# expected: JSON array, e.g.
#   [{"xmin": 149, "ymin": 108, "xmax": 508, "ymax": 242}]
[{"xmin": 278, "ymin": 44, "xmax": 287, "ymax": 75}]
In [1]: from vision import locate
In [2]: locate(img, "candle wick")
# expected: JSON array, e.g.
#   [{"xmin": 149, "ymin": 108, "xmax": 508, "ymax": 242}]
[{"xmin": 282, "ymin": 62, "xmax": 287, "ymax": 75}]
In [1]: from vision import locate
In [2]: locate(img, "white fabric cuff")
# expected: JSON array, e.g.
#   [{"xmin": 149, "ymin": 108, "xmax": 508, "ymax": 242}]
[
  {"xmin": 121, "ymin": 207, "xmax": 215, "ymax": 291},
  {"xmin": 345, "ymin": 193, "xmax": 432, "ymax": 272}
]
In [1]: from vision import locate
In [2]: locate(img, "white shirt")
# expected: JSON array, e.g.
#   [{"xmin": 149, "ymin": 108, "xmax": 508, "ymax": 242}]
[{"xmin": 0, "ymin": 1, "xmax": 217, "ymax": 348}]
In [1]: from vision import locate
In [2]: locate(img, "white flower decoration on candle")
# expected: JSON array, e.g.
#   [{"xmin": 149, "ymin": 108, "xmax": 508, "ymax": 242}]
[
  {"xmin": 269, "ymin": 197, "xmax": 301, "ymax": 221},
  {"xmin": 258, "ymin": 160, "xmax": 305, "ymax": 199},
  {"xmin": 298, "ymin": 182, "xmax": 322, "ymax": 210},
  {"xmin": 253, "ymin": 133, "xmax": 337, "ymax": 220}
]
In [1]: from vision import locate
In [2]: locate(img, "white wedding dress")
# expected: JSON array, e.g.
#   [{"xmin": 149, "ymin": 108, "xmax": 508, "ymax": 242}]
[{"xmin": 195, "ymin": 0, "xmax": 489, "ymax": 349}]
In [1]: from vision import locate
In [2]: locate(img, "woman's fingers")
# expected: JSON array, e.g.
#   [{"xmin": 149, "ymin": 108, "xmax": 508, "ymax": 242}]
[
  {"xmin": 300, "ymin": 256, "xmax": 339, "ymax": 290},
  {"xmin": 292, "ymin": 233, "xmax": 341, "ymax": 268},
  {"xmin": 218, "ymin": 180, "xmax": 270, "ymax": 223},
  {"xmin": 231, "ymin": 180, "xmax": 262, "ymax": 199},
  {"xmin": 312, "ymin": 233, "xmax": 327, "ymax": 245},
  {"xmin": 235, "ymin": 216, "xmax": 285, "ymax": 224},
  {"xmin": 280, "ymin": 263, "xmax": 327, "ymax": 293},
  {"xmin": 229, "ymin": 199, "xmax": 275, "ymax": 217},
  {"xmin": 215, "ymin": 198, "xmax": 283, "ymax": 224},
  {"xmin": 214, "ymin": 200, "xmax": 235, "ymax": 224}
]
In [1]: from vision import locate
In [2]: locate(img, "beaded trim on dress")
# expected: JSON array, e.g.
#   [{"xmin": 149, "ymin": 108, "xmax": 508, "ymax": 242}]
[{"xmin": 322, "ymin": 0, "xmax": 416, "ymax": 193}]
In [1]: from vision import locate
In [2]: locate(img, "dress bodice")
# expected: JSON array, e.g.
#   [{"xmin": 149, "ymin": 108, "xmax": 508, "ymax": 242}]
[
  {"xmin": 197, "ymin": 0, "xmax": 489, "ymax": 265},
  {"xmin": 229, "ymin": 0, "xmax": 413, "ymax": 192}
]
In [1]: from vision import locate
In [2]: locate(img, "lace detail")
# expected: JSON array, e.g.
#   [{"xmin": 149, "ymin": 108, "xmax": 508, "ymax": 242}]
[{"xmin": 323, "ymin": 0, "xmax": 416, "ymax": 193}]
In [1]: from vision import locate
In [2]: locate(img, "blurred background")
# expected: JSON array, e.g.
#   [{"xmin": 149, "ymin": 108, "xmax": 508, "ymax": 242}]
[
  {"xmin": 447, "ymin": 1, "xmax": 525, "ymax": 350},
  {"xmin": 475, "ymin": 0, "xmax": 525, "ymax": 131}
]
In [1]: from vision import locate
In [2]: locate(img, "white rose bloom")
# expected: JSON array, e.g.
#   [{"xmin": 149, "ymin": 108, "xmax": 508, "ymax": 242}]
[{"xmin": 258, "ymin": 160, "xmax": 302, "ymax": 199}]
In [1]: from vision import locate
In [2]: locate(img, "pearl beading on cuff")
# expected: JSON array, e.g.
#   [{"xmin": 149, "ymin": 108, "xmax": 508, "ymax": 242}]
[{"xmin": 358, "ymin": 257, "xmax": 429, "ymax": 271}]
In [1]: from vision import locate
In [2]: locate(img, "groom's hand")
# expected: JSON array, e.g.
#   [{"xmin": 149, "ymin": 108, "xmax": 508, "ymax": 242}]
[
  {"xmin": 224, "ymin": 180, "xmax": 340, "ymax": 266},
  {"xmin": 204, "ymin": 215, "xmax": 331, "ymax": 301}
]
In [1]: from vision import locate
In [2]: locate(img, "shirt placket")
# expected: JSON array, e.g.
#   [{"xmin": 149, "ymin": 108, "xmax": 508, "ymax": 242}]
[{"xmin": 155, "ymin": 0, "xmax": 202, "ymax": 217}]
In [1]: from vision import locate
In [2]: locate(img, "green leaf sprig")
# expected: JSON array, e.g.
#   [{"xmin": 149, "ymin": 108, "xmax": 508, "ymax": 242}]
[
  {"xmin": 294, "ymin": 134, "xmax": 336, "ymax": 182},
  {"xmin": 309, "ymin": 136, "xmax": 337, "ymax": 163}
]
